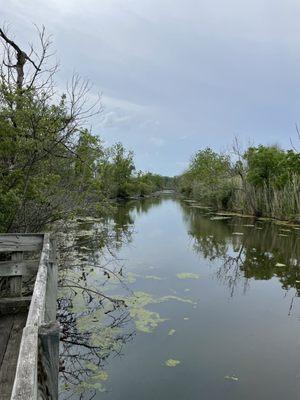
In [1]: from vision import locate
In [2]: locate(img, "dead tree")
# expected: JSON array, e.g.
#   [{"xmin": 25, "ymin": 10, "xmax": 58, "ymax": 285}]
[{"xmin": 0, "ymin": 28, "xmax": 41, "ymax": 89}]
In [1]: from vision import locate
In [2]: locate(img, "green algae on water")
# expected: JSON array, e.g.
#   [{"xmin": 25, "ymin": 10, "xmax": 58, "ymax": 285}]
[
  {"xmin": 224, "ymin": 375, "xmax": 239, "ymax": 381},
  {"xmin": 165, "ymin": 359, "xmax": 181, "ymax": 367},
  {"xmin": 145, "ymin": 275, "xmax": 163, "ymax": 280},
  {"xmin": 124, "ymin": 291, "xmax": 195, "ymax": 333},
  {"xmin": 176, "ymin": 272, "xmax": 199, "ymax": 279}
]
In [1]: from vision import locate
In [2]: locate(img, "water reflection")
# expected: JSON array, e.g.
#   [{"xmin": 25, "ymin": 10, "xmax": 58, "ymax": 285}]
[
  {"xmin": 180, "ymin": 200, "xmax": 300, "ymax": 296},
  {"xmin": 58, "ymin": 217, "xmax": 136, "ymax": 400},
  {"xmin": 58, "ymin": 196, "xmax": 300, "ymax": 400}
]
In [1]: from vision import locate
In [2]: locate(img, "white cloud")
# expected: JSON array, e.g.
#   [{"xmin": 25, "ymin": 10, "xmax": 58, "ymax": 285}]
[
  {"xmin": 99, "ymin": 95, "xmax": 156, "ymax": 131},
  {"xmin": 149, "ymin": 136, "xmax": 165, "ymax": 147}
]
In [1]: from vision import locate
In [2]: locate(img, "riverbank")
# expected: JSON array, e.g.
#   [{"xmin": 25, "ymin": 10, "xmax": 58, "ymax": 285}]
[{"xmin": 181, "ymin": 197, "xmax": 300, "ymax": 228}]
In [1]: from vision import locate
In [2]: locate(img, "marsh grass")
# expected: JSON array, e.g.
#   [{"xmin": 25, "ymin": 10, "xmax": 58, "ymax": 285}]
[{"xmin": 230, "ymin": 175, "xmax": 300, "ymax": 221}]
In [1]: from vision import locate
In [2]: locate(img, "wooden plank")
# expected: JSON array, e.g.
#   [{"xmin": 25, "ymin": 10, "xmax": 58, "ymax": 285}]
[
  {"xmin": 10, "ymin": 233, "xmax": 59, "ymax": 400},
  {"xmin": 27, "ymin": 234, "xmax": 50, "ymax": 325},
  {"xmin": 0, "ymin": 314, "xmax": 27, "ymax": 400},
  {"xmin": 0, "ymin": 260, "xmax": 39, "ymax": 277},
  {"xmin": 0, "ymin": 297, "xmax": 31, "ymax": 315},
  {"xmin": 0, "ymin": 315, "xmax": 14, "ymax": 368},
  {"xmin": 0, "ymin": 235, "xmax": 43, "ymax": 252},
  {"xmin": 10, "ymin": 325, "xmax": 39, "ymax": 400},
  {"xmin": 8, "ymin": 253, "xmax": 23, "ymax": 297},
  {"xmin": 45, "ymin": 237, "xmax": 58, "ymax": 323},
  {"xmin": 38, "ymin": 322, "xmax": 60, "ymax": 400}
]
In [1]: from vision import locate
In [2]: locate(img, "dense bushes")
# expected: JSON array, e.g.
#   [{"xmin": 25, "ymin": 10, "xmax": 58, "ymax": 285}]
[
  {"xmin": 178, "ymin": 145, "xmax": 300, "ymax": 221},
  {"xmin": 178, "ymin": 148, "xmax": 235, "ymax": 208},
  {"xmin": 0, "ymin": 83, "xmax": 167, "ymax": 232},
  {"xmin": 0, "ymin": 28, "xmax": 168, "ymax": 233}
]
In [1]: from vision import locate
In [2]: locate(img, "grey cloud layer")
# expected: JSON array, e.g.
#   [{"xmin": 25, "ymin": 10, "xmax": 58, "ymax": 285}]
[{"xmin": 2, "ymin": 0, "xmax": 300, "ymax": 174}]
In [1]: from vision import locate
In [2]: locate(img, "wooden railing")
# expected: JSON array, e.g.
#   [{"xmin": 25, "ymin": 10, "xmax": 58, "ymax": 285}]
[{"xmin": 0, "ymin": 233, "xmax": 59, "ymax": 400}]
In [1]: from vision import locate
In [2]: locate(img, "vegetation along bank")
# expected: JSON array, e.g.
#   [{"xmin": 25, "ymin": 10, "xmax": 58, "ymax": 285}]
[{"xmin": 176, "ymin": 143, "xmax": 300, "ymax": 222}]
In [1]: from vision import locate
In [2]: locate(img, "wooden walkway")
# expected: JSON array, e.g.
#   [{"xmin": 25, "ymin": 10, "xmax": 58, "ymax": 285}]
[
  {"xmin": 0, "ymin": 234, "xmax": 59, "ymax": 400},
  {"xmin": 0, "ymin": 313, "xmax": 27, "ymax": 400}
]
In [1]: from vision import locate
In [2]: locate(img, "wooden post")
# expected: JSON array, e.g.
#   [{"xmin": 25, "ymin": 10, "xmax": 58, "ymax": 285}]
[
  {"xmin": 9, "ymin": 252, "xmax": 23, "ymax": 297},
  {"xmin": 38, "ymin": 322, "xmax": 60, "ymax": 400}
]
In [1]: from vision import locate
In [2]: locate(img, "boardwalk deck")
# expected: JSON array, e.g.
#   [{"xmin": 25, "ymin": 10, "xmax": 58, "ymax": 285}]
[
  {"xmin": 0, "ymin": 313, "xmax": 27, "ymax": 400},
  {"xmin": 0, "ymin": 233, "xmax": 59, "ymax": 400}
]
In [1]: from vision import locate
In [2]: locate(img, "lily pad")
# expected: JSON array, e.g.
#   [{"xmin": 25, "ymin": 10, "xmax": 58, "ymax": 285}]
[
  {"xmin": 165, "ymin": 359, "xmax": 181, "ymax": 367},
  {"xmin": 176, "ymin": 272, "xmax": 199, "ymax": 279},
  {"xmin": 168, "ymin": 329, "xmax": 176, "ymax": 336},
  {"xmin": 224, "ymin": 375, "xmax": 239, "ymax": 381},
  {"xmin": 145, "ymin": 275, "xmax": 163, "ymax": 280}
]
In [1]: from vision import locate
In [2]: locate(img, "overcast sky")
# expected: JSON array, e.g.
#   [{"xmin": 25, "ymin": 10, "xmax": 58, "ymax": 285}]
[{"xmin": 2, "ymin": 0, "xmax": 300, "ymax": 175}]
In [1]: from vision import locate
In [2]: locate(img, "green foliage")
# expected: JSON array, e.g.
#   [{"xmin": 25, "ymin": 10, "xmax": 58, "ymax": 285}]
[
  {"xmin": 0, "ymin": 32, "xmax": 172, "ymax": 232},
  {"xmin": 178, "ymin": 148, "xmax": 235, "ymax": 208},
  {"xmin": 244, "ymin": 145, "xmax": 288, "ymax": 188},
  {"xmin": 179, "ymin": 144, "xmax": 300, "ymax": 221}
]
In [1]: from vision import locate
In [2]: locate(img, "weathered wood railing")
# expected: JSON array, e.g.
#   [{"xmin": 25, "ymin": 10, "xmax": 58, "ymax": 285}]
[{"xmin": 0, "ymin": 233, "xmax": 59, "ymax": 400}]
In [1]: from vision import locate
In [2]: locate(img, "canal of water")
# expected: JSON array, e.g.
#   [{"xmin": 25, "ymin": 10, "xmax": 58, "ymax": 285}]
[{"xmin": 59, "ymin": 195, "xmax": 300, "ymax": 400}]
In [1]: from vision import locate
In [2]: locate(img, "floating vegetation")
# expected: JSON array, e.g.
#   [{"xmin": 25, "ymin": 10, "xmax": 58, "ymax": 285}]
[
  {"xmin": 145, "ymin": 275, "xmax": 163, "ymax": 280},
  {"xmin": 176, "ymin": 272, "xmax": 200, "ymax": 279},
  {"xmin": 130, "ymin": 307, "xmax": 167, "ymax": 333},
  {"xmin": 125, "ymin": 291, "xmax": 195, "ymax": 333},
  {"xmin": 165, "ymin": 359, "xmax": 181, "ymax": 367},
  {"xmin": 168, "ymin": 329, "xmax": 176, "ymax": 336},
  {"xmin": 159, "ymin": 295, "xmax": 195, "ymax": 304},
  {"xmin": 125, "ymin": 272, "xmax": 141, "ymax": 284},
  {"xmin": 224, "ymin": 375, "xmax": 239, "ymax": 381},
  {"xmin": 85, "ymin": 363, "xmax": 108, "ymax": 381},
  {"xmin": 210, "ymin": 216, "xmax": 231, "ymax": 220}
]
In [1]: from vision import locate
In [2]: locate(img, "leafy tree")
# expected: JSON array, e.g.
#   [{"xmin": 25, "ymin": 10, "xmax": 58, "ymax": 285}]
[
  {"xmin": 243, "ymin": 145, "xmax": 288, "ymax": 188},
  {"xmin": 178, "ymin": 148, "xmax": 234, "ymax": 207}
]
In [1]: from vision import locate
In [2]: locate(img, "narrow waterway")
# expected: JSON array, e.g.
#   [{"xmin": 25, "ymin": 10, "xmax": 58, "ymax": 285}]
[{"xmin": 59, "ymin": 196, "xmax": 300, "ymax": 400}]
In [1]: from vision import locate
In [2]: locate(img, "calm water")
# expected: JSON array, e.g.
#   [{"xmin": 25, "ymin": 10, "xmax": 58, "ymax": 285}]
[{"xmin": 59, "ymin": 196, "xmax": 300, "ymax": 400}]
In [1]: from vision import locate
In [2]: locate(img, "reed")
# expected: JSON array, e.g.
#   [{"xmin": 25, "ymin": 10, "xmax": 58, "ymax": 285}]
[{"xmin": 230, "ymin": 174, "xmax": 300, "ymax": 221}]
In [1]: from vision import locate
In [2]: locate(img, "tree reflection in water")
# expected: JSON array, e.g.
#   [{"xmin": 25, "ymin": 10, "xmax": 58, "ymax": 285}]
[
  {"xmin": 57, "ymin": 197, "xmax": 300, "ymax": 399},
  {"xmin": 180, "ymin": 200, "xmax": 300, "ymax": 298},
  {"xmin": 58, "ymin": 211, "xmax": 136, "ymax": 400}
]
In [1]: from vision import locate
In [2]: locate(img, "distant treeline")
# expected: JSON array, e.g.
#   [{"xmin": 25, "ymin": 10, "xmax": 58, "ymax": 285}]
[
  {"xmin": 0, "ymin": 27, "xmax": 172, "ymax": 233},
  {"xmin": 176, "ymin": 145, "xmax": 300, "ymax": 221}
]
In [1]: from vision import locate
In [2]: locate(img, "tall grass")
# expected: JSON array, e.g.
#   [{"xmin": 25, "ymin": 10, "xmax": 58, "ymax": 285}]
[{"xmin": 229, "ymin": 175, "xmax": 300, "ymax": 221}]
